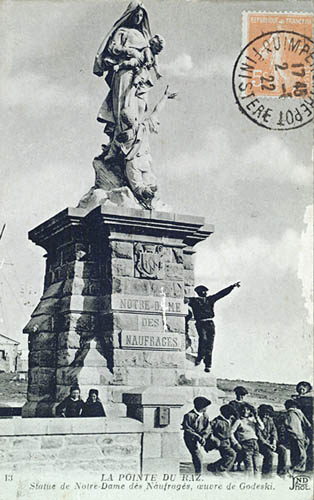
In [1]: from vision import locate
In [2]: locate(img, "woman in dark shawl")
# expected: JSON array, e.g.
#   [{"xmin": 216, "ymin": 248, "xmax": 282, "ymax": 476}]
[
  {"xmin": 93, "ymin": 1, "xmax": 163, "ymax": 155},
  {"xmin": 81, "ymin": 389, "xmax": 106, "ymax": 417}
]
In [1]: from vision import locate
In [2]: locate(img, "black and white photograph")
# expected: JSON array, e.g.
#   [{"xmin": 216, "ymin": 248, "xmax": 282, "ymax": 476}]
[{"xmin": 0, "ymin": 0, "xmax": 313, "ymax": 499}]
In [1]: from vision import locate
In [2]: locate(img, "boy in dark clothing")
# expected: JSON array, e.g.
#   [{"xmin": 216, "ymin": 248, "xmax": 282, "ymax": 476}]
[
  {"xmin": 182, "ymin": 397, "xmax": 212, "ymax": 473},
  {"xmin": 229, "ymin": 386, "xmax": 250, "ymax": 418},
  {"xmin": 257, "ymin": 404, "xmax": 288, "ymax": 477},
  {"xmin": 81, "ymin": 389, "xmax": 106, "ymax": 417},
  {"xmin": 56, "ymin": 385, "xmax": 84, "ymax": 417},
  {"xmin": 187, "ymin": 282, "xmax": 240, "ymax": 373},
  {"xmin": 291, "ymin": 381, "xmax": 313, "ymax": 471},
  {"xmin": 284, "ymin": 399, "xmax": 312, "ymax": 473},
  {"xmin": 206, "ymin": 404, "xmax": 240, "ymax": 474}
]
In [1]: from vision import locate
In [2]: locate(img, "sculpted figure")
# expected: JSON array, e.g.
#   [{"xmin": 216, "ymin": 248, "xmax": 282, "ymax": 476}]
[
  {"xmin": 79, "ymin": 2, "xmax": 171, "ymax": 212},
  {"xmin": 93, "ymin": 1, "xmax": 164, "ymax": 160},
  {"xmin": 117, "ymin": 85, "xmax": 177, "ymax": 208}
]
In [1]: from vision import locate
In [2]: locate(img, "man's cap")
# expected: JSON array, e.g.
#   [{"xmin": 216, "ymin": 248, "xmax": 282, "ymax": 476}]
[
  {"xmin": 194, "ymin": 396, "xmax": 211, "ymax": 411},
  {"xmin": 194, "ymin": 285, "xmax": 208, "ymax": 294},
  {"xmin": 234, "ymin": 386, "xmax": 248, "ymax": 395},
  {"xmin": 296, "ymin": 381, "xmax": 312, "ymax": 393}
]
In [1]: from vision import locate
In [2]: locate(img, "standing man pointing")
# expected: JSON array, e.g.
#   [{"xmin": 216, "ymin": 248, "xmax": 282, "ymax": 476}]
[{"xmin": 187, "ymin": 282, "xmax": 241, "ymax": 373}]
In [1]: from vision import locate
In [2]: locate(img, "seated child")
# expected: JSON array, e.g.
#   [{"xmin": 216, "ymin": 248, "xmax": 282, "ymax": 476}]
[
  {"xmin": 284, "ymin": 399, "xmax": 312, "ymax": 473},
  {"xmin": 55, "ymin": 385, "xmax": 84, "ymax": 418},
  {"xmin": 206, "ymin": 404, "xmax": 240, "ymax": 474},
  {"xmin": 81, "ymin": 389, "xmax": 106, "ymax": 417},
  {"xmin": 181, "ymin": 397, "xmax": 212, "ymax": 473},
  {"xmin": 257, "ymin": 404, "xmax": 288, "ymax": 477},
  {"xmin": 231, "ymin": 403, "xmax": 264, "ymax": 475},
  {"xmin": 229, "ymin": 386, "xmax": 254, "ymax": 471}
]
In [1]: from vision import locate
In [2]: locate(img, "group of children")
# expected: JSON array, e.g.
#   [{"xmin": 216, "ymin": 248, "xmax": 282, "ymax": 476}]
[
  {"xmin": 56, "ymin": 386, "xmax": 106, "ymax": 418},
  {"xmin": 182, "ymin": 381, "xmax": 313, "ymax": 477}
]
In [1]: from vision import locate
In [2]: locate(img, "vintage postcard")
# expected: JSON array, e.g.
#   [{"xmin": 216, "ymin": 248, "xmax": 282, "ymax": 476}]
[{"xmin": 0, "ymin": 0, "xmax": 313, "ymax": 499}]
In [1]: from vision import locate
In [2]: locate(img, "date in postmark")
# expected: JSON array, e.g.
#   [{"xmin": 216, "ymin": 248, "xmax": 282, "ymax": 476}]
[{"xmin": 233, "ymin": 12, "xmax": 314, "ymax": 130}]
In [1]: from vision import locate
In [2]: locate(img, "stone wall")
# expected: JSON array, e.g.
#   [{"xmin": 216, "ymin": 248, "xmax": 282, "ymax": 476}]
[{"xmin": 0, "ymin": 418, "xmax": 142, "ymax": 473}]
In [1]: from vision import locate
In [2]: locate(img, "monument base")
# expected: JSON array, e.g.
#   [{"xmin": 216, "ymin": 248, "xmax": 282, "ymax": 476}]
[{"xmin": 23, "ymin": 206, "xmax": 216, "ymax": 418}]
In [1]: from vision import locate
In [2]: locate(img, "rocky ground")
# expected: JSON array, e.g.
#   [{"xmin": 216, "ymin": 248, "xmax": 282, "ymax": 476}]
[{"xmin": 0, "ymin": 372, "xmax": 296, "ymax": 409}]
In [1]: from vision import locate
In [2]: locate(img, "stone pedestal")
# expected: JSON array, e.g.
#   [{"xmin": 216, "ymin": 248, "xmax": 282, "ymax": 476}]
[
  {"xmin": 23, "ymin": 206, "xmax": 214, "ymax": 417},
  {"xmin": 123, "ymin": 387, "xmax": 184, "ymax": 472}
]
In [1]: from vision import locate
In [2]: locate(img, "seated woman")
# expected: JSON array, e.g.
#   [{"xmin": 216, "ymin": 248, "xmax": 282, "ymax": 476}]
[
  {"xmin": 81, "ymin": 389, "xmax": 106, "ymax": 417},
  {"xmin": 55, "ymin": 385, "xmax": 84, "ymax": 417}
]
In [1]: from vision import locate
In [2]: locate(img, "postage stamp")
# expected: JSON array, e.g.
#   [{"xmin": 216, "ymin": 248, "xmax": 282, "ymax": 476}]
[
  {"xmin": 242, "ymin": 12, "xmax": 313, "ymax": 98},
  {"xmin": 233, "ymin": 12, "xmax": 314, "ymax": 130}
]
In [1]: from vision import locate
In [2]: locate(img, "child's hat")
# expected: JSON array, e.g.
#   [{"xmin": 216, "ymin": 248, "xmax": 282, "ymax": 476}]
[
  {"xmin": 194, "ymin": 397, "xmax": 211, "ymax": 411},
  {"xmin": 296, "ymin": 381, "xmax": 312, "ymax": 393}
]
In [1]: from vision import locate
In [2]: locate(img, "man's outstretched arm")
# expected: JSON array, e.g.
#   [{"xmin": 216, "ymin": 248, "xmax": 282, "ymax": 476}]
[{"xmin": 211, "ymin": 282, "xmax": 241, "ymax": 302}]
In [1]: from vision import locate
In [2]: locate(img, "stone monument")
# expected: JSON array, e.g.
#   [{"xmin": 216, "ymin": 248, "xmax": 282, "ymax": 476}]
[{"xmin": 22, "ymin": 2, "xmax": 222, "ymax": 471}]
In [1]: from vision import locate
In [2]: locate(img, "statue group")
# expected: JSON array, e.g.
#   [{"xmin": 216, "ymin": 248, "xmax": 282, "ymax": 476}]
[{"xmin": 79, "ymin": 1, "xmax": 176, "ymax": 211}]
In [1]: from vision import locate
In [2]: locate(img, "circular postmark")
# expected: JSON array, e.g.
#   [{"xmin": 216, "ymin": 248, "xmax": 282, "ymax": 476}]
[{"xmin": 232, "ymin": 30, "xmax": 314, "ymax": 130}]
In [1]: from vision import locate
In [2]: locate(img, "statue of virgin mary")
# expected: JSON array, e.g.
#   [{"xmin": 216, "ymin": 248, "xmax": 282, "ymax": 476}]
[{"xmin": 93, "ymin": 1, "xmax": 163, "ymax": 148}]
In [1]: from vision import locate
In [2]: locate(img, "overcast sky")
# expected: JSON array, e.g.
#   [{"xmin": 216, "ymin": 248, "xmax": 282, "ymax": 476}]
[{"xmin": 0, "ymin": 0, "xmax": 313, "ymax": 384}]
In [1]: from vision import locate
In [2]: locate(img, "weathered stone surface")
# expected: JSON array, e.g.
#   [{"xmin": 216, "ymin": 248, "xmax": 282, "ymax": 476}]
[
  {"xmin": 29, "ymin": 332, "xmax": 57, "ymax": 352},
  {"xmin": 114, "ymin": 350, "xmax": 144, "ymax": 368},
  {"xmin": 59, "ymin": 312, "xmax": 97, "ymax": 333},
  {"xmin": 142, "ymin": 433, "xmax": 161, "ymax": 459},
  {"xmin": 164, "ymin": 263, "xmax": 184, "ymax": 280},
  {"xmin": 110, "ymin": 241, "xmax": 133, "ymax": 260},
  {"xmin": 112, "ymin": 312, "xmax": 138, "ymax": 331},
  {"xmin": 31, "ymin": 298, "xmax": 59, "ymax": 317},
  {"xmin": 111, "ymin": 258, "xmax": 133, "ymax": 277},
  {"xmin": 40, "ymin": 436, "xmax": 64, "ymax": 449},
  {"xmin": 29, "ymin": 350, "xmax": 55, "ymax": 368},
  {"xmin": 58, "ymin": 446, "xmax": 103, "ymax": 460},
  {"xmin": 161, "ymin": 433, "xmax": 182, "ymax": 458},
  {"xmin": 67, "ymin": 261, "xmax": 100, "ymax": 279},
  {"xmin": 41, "ymin": 281, "xmax": 64, "ymax": 299},
  {"xmin": 99, "ymin": 443, "xmax": 139, "ymax": 457},
  {"xmin": 183, "ymin": 253, "xmax": 194, "ymax": 270},
  {"xmin": 0, "ymin": 438, "xmax": 13, "ymax": 451},
  {"xmin": 54, "ymin": 265, "xmax": 68, "ymax": 282},
  {"xmin": 56, "ymin": 366, "xmax": 109, "ymax": 386},
  {"xmin": 64, "ymin": 435, "xmax": 97, "ymax": 446},
  {"xmin": 58, "ymin": 330, "xmax": 81, "ymax": 349},
  {"xmin": 166, "ymin": 317, "xmax": 186, "ymax": 333},
  {"xmin": 24, "ymin": 315, "xmax": 54, "ymax": 334},
  {"xmin": 63, "ymin": 278, "xmax": 89, "ymax": 296},
  {"xmin": 151, "ymin": 368, "xmax": 176, "ymax": 386},
  {"xmin": 56, "ymin": 349, "xmax": 78, "ymax": 367},
  {"xmin": 29, "ymin": 367, "xmax": 55, "ymax": 386},
  {"xmin": 143, "ymin": 351, "xmax": 184, "ymax": 368},
  {"xmin": 184, "ymin": 270, "xmax": 195, "ymax": 286},
  {"xmin": 112, "ymin": 278, "xmax": 184, "ymax": 298},
  {"xmin": 59, "ymin": 295, "xmax": 101, "ymax": 313},
  {"xmin": 56, "ymin": 458, "xmax": 139, "ymax": 472},
  {"xmin": 184, "ymin": 285, "xmax": 194, "ymax": 297},
  {"xmin": 141, "ymin": 457, "xmax": 179, "ymax": 473},
  {"xmin": 106, "ymin": 367, "xmax": 128, "ymax": 386},
  {"xmin": 12, "ymin": 437, "xmax": 41, "ymax": 449},
  {"xmin": 127, "ymin": 367, "xmax": 152, "ymax": 386}
]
